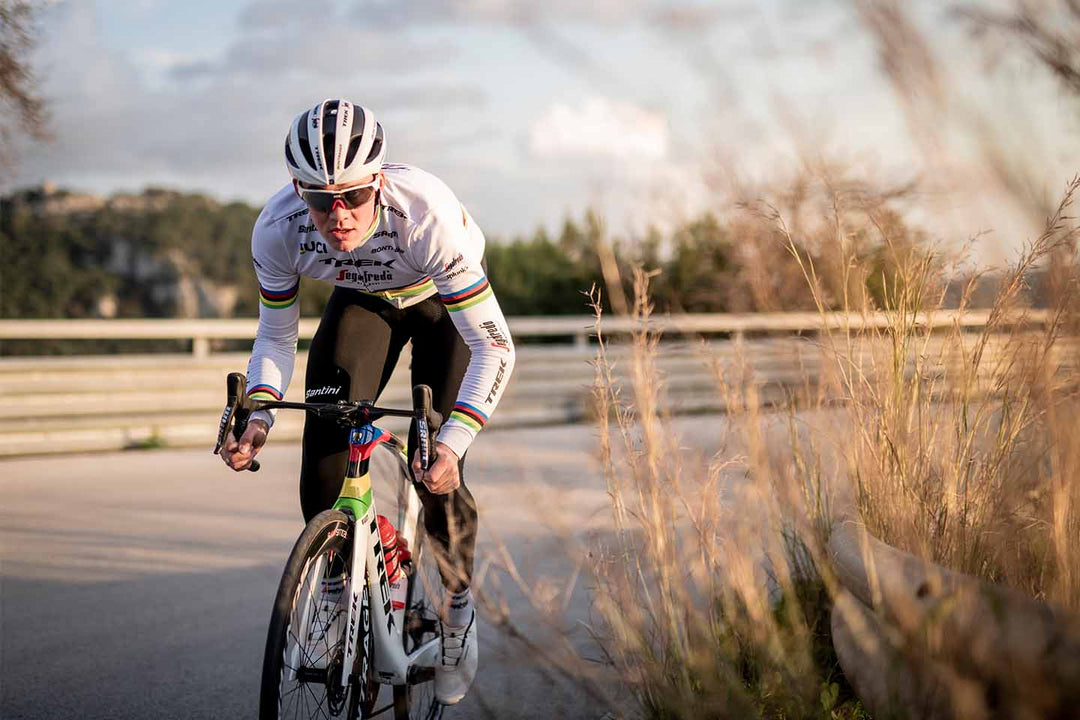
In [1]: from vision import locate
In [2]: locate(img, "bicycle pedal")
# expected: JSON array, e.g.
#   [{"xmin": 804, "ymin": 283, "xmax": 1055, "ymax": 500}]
[{"xmin": 407, "ymin": 666, "xmax": 435, "ymax": 684}]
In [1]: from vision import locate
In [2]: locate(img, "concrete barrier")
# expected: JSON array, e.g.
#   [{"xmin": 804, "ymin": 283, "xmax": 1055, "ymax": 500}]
[{"xmin": 828, "ymin": 514, "xmax": 1080, "ymax": 719}]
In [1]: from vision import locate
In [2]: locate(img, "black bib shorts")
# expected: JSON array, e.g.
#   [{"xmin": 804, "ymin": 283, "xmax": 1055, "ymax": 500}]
[{"xmin": 301, "ymin": 286, "xmax": 478, "ymax": 593}]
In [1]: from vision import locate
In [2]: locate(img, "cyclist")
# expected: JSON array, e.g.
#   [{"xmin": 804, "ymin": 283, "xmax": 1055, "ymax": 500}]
[{"xmin": 220, "ymin": 98, "xmax": 515, "ymax": 706}]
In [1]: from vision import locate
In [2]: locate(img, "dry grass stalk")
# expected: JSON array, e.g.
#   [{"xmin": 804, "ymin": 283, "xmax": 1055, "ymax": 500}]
[
  {"xmin": 761, "ymin": 170, "xmax": 1080, "ymax": 609},
  {"xmin": 583, "ymin": 272, "xmax": 862, "ymax": 718}
]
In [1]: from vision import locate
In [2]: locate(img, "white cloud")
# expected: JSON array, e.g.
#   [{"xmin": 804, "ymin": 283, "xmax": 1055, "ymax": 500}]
[
  {"xmin": 347, "ymin": 0, "xmax": 661, "ymax": 26},
  {"xmin": 9, "ymin": 1, "xmax": 488, "ymax": 200},
  {"xmin": 529, "ymin": 97, "xmax": 668, "ymax": 161}
]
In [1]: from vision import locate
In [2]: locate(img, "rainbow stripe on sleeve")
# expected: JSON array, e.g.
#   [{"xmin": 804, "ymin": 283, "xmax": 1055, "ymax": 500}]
[
  {"xmin": 440, "ymin": 277, "xmax": 492, "ymax": 312},
  {"xmin": 248, "ymin": 384, "xmax": 283, "ymax": 401},
  {"xmin": 449, "ymin": 402, "xmax": 488, "ymax": 432},
  {"xmin": 259, "ymin": 281, "xmax": 299, "ymax": 309}
]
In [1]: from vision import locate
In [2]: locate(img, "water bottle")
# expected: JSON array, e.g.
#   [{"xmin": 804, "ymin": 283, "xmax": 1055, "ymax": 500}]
[{"xmin": 377, "ymin": 515, "xmax": 409, "ymax": 616}]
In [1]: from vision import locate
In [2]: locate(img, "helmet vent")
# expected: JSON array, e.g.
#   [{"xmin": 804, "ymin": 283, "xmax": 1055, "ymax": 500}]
[
  {"xmin": 365, "ymin": 131, "xmax": 384, "ymax": 165},
  {"xmin": 344, "ymin": 136, "xmax": 362, "ymax": 167},
  {"xmin": 296, "ymin": 111, "xmax": 317, "ymax": 170}
]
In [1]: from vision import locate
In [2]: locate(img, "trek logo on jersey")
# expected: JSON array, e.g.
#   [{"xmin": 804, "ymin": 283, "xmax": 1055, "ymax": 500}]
[
  {"xmin": 480, "ymin": 320, "xmax": 510, "ymax": 351},
  {"xmin": 318, "ymin": 257, "xmax": 397, "ymax": 269},
  {"xmin": 486, "ymin": 359, "xmax": 509, "ymax": 402},
  {"xmin": 299, "ymin": 239, "xmax": 327, "ymax": 254}
]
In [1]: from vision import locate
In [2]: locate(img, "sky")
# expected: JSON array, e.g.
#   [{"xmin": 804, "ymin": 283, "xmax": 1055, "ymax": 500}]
[{"xmin": 9, "ymin": 0, "xmax": 1080, "ymax": 248}]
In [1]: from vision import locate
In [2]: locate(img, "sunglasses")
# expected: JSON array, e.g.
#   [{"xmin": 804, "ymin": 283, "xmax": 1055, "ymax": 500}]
[{"xmin": 299, "ymin": 177, "xmax": 380, "ymax": 213}]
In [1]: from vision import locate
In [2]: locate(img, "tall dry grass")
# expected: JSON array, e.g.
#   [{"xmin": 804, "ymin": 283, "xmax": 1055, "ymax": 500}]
[
  {"xmin": 583, "ymin": 269, "xmax": 865, "ymax": 719},
  {"xmin": 571, "ymin": 170, "xmax": 1080, "ymax": 718},
  {"xmin": 768, "ymin": 175, "xmax": 1080, "ymax": 607}
]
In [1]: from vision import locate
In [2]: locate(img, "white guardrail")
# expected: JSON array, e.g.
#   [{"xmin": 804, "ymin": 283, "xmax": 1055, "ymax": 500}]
[
  {"xmin": 0, "ymin": 311, "xmax": 1054, "ymax": 457},
  {"xmin": 0, "ymin": 309, "xmax": 1048, "ymax": 355}
]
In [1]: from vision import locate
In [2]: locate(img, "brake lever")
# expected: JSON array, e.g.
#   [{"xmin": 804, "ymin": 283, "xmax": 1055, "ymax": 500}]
[
  {"xmin": 412, "ymin": 385, "xmax": 441, "ymax": 471},
  {"xmin": 214, "ymin": 372, "xmax": 260, "ymax": 472}
]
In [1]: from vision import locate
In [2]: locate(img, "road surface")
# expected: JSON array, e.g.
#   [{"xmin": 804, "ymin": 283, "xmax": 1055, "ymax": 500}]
[{"xmin": 1, "ymin": 418, "xmax": 752, "ymax": 719}]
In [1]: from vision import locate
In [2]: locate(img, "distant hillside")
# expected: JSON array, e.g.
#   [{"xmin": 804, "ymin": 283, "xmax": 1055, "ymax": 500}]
[
  {"xmin": 2, "ymin": 185, "xmax": 266, "ymax": 320},
  {"xmin": 2, "ymin": 183, "xmax": 1043, "ymax": 329}
]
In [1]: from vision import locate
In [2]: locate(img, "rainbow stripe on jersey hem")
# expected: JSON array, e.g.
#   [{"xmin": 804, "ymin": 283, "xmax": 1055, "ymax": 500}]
[
  {"xmin": 450, "ymin": 402, "xmax": 488, "ymax": 432},
  {"xmin": 359, "ymin": 277, "xmax": 436, "ymax": 302},
  {"xmin": 440, "ymin": 277, "xmax": 492, "ymax": 312},
  {"xmin": 259, "ymin": 281, "xmax": 299, "ymax": 309},
  {"xmin": 248, "ymin": 384, "xmax": 283, "ymax": 401}
]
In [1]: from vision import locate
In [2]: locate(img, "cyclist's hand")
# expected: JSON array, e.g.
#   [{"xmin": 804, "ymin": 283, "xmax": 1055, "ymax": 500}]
[
  {"xmin": 221, "ymin": 418, "xmax": 269, "ymax": 471},
  {"xmin": 412, "ymin": 442, "xmax": 460, "ymax": 495}
]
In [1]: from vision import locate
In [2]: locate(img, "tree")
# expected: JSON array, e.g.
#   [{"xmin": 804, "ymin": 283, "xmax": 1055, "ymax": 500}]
[{"xmin": 0, "ymin": 1, "xmax": 48, "ymax": 166}]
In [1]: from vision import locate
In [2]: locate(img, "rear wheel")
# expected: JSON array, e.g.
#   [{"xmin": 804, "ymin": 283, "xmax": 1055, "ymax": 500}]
[
  {"xmin": 392, "ymin": 520, "xmax": 444, "ymax": 719},
  {"xmin": 260, "ymin": 509, "xmax": 379, "ymax": 719}
]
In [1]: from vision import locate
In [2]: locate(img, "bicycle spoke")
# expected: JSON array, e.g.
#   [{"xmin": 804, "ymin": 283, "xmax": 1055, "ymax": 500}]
[{"xmin": 299, "ymin": 680, "xmax": 330, "ymax": 720}]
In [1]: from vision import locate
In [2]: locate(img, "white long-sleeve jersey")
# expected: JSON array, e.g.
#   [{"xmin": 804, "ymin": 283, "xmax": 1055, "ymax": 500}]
[{"xmin": 245, "ymin": 163, "xmax": 515, "ymax": 457}]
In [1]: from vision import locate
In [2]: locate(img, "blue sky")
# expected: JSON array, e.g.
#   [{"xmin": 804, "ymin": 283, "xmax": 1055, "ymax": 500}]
[{"xmin": 10, "ymin": 0, "xmax": 1080, "ymax": 247}]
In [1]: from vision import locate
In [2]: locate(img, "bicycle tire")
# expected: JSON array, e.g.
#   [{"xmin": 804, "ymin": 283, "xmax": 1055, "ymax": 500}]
[
  {"xmin": 393, "ymin": 519, "xmax": 443, "ymax": 720},
  {"xmin": 259, "ymin": 509, "xmax": 379, "ymax": 719}
]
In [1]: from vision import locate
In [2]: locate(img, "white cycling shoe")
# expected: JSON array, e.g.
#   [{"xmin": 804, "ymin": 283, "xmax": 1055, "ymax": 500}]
[
  {"xmin": 435, "ymin": 611, "xmax": 478, "ymax": 705},
  {"xmin": 303, "ymin": 576, "xmax": 345, "ymax": 669}
]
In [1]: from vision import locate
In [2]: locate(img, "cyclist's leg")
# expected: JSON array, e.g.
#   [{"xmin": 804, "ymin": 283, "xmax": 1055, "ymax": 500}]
[
  {"xmin": 404, "ymin": 297, "xmax": 476, "ymax": 595},
  {"xmin": 300, "ymin": 287, "xmax": 408, "ymax": 521}
]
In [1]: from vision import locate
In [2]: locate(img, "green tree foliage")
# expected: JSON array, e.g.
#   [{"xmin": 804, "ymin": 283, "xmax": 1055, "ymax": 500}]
[
  {"xmin": 485, "ymin": 222, "xmax": 605, "ymax": 315},
  {"xmin": 2, "ymin": 185, "xmax": 938, "ymax": 329},
  {"xmin": 649, "ymin": 214, "xmax": 733, "ymax": 312}
]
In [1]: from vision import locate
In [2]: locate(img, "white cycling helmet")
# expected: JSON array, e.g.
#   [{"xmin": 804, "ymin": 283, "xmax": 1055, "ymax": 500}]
[{"xmin": 284, "ymin": 99, "xmax": 386, "ymax": 186}]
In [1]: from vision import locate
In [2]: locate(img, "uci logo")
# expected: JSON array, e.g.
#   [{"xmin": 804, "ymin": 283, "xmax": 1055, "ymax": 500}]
[{"xmin": 299, "ymin": 239, "xmax": 327, "ymax": 254}]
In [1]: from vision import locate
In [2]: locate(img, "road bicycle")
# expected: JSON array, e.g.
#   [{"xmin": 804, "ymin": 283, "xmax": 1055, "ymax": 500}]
[{"xmin": 215, "ymin": 372, "xmax": 447, "ymax": 719}]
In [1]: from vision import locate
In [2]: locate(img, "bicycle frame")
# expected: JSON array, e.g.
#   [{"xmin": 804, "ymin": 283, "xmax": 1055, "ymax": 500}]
[{"xmin": 335, "ymin": 422, "xmax": 440, "ymax": 689}]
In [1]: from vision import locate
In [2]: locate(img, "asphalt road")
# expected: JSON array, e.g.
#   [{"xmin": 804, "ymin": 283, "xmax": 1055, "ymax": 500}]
[{"xmin": 3, "ymin": 419, "xmax": 749, "ymax": 720}]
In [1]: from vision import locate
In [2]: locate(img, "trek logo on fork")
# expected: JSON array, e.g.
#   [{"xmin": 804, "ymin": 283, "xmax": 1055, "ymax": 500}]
[{"xmin": 346, "ymin": 586, "xmax": 361, "ymax": 661}]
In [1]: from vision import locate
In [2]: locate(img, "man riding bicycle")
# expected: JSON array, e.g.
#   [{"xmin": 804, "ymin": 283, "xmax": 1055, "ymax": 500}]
[{"xmin": 220, "ymin": 99, "xmax": 516, "ymax": 706}]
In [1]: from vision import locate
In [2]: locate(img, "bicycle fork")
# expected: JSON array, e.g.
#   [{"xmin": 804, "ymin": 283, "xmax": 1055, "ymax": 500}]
[
  {"xmin": 337, "ymin": 425, "xmax": 408, "ymax": 689},
  {"xmin": 337, "ymin": 424, "xmax": 440, "ymax": 690}
]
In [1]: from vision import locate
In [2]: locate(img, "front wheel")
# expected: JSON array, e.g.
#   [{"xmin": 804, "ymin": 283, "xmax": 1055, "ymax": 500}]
[{"xmin": 260, "ymin": 509, "xmax": 379, "ymax": 719}]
